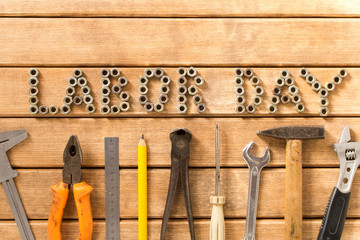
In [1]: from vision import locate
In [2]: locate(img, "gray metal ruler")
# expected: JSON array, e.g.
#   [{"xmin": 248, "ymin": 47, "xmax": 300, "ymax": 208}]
[{"xmin": 105, "ymin": 137, "xmax": 120, "ymax": 240}]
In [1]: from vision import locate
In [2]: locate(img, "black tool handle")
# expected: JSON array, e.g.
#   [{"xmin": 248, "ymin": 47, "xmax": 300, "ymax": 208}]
[{"xmin": 317, "ymin": 187, "xmax": 351, "ymax": 240}]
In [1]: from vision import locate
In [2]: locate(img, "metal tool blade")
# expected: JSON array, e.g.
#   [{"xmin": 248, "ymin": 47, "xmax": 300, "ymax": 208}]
[
  {"xmin": 105, "ymin": 137, "xmax": 120, "ymax": 240},
  {"xmin": 339, "ymin": 125, "xmax": 351, "ymax": 143},
  {"xmin": 0, "ymin": 129, "xmax": 27, "ymax": 152},
  {"xmin": 215, "ymin": 124, "xmax": 220, "ymax": 196}
]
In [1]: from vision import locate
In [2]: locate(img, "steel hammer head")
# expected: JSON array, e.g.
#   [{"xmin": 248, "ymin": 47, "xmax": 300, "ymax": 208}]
[
  {"xmin": 257, "ymin": 126, "xmax": 325, "ymax": 140},
  {"xmin": 0, "ymin": 129, "xmax": 28, "ymax": 151}
]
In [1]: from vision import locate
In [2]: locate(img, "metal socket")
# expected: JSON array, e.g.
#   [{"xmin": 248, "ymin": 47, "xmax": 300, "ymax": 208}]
[
  {"xmin": 73, "ymin": 69, "xmax": 82, "ymax": 78},
  {"xmin": 236, "ymin": 95, "xmax": 245, "ymax": 105},
  {"xmin": 291, "ymin": 94, "xmax": 302, "ymax": 104},
  {"xmin": 101, "ymin": 86, "xmax": 111, "ymax": 96},
  {"xmin": 253, "ymin": 96, "xmax": 262, "ymax": 106},
  {"xmin": 254, "ymin": 86, "xmax": 264, "ymax": 96},
  {"xmin": 138, "ymin": 85, "xmax": 149, "ymax": 95},
  {"xmin": 73, "ymin": 96, "xmax": 83, "ymax": 106},
  {"xmin": 319, "ymin": 98, "xmax": 329, "ymax": 107},
  {"xmin": 244, "ymin": 68, "xmax": 253, "ymax": 78},
  {"xmin": 267, "ymin": 104, "xmax": 277, "ymax": 114},
  {"xmin": 120, "ymin": 91, "xmax": 130, "ymax": 101},
  {"xmin": 194, "ymin": 76, "xmax": 204, "ymax": 86},
  {"xmin": 288, "ymin": 85, "xmax": 298, "ymax": 95},
  {"xmin": 118, "ymin": 77, "xmax": 128, "ymax": 87},
  {"xmin": 188, "ymin": 85, "xmax": 198, "ymax": 95},
  {"xmin": 187, "ymin": 67, "xmax": 197, "ymax": 77},
  {"xmin": 29, "ymin": 77, "xmax": 39, "ymax": 87},
  {"xmin": 110, "ymin": 68, "xmax": 120, "ymax": 78},
  {"xmin": 29, "ymin": 68, "xmax": 39, "ymax": 77},
  {"xmin": 29, "ymin": 96, "xmax": 39, "ymax": 105},
  {"xmin": 246, "ymin": 104, "xmax": 256, "ymax": 114},
  {"xmin": 193, "ymin": 95, "xmax": 202, "ymax": 105},
  {"xmin": 154, "ymin": 102, "xmax": 164, "ymax": 112},
  {"xmin": 178, "ymin": 95, "xmax": 187, "ymax": 104},
  {"xmin": 295, "ymin": 103, "xmax": 305, "ymax": 113},
  {"xmin": 178, "ymin": 85, "xmax": 187, "ymax": 95},
  {"xmin": 250, "ymin": 76, "xmax": 260, "ymax": 86},
  {"xmin": 63, "ymin": 96, "xmax": 73, "ymax": 105},
  {"xmin": 144, "ymin": 68, "xmax": 154, "ymax": 78},
  {"xmin": 101, "ymin": 68, "xmax": 110, "ymax": 78},
  {"xmin": 319, "ymin": 107, "xmax": 329, "ymax": 117},
  {"xmin": 177, "ymin": 76, "xmax": 187, "ymax": 85},
  {"xmin": 159, "ymin": 94, "xmax": 169, "ymax": 104},
  {"xmin": 177, "ymin": 67, "xmax": 187, "ymax": 76},
  {"xmin": 280, "ymin": 94, "xmax": 291, "ymax": 104},
  {"xmin": 144, "ymin": 102, "xmax": 154, "ymax": 112},
  {"xmin": 81, "ymin": 86, "xmax": 91, "ymax": 95},
  {"xmin": 111, "ymin": 84, "xmax": 122, "ymax": 95},
  {"xmin": 325, "ymin": 82, "xmax": 335, "ymax": 92},
  {"xmin": 161, "ymin": 85, "xmax": 170, "ymax": 95},
  {"xmin": 68, "ymin": 77, "xmax": 77, "ymax": 87},
  {"xmin": 285, "ymin": 77, "xmax": 294, "ymax": 86},
  {"xmin": 101, "ymin": 96, "xmax": 110, "ymax": 105},
  {"xmin": 332, "ymin": 75, "xmax": 342, "ymax": 85},
  {"xmin": 78, "ymin": 77, "xmax": 87, "ymax": 87},
  {"xmin": 29, "ymin": 87, "xmax": 39, "ymax": 96},
  {"xmin": 154, "ymin": 68, "xmax": 164, "ymax": 78},
  {"xmin": 234, "ymin": 68, "xmax": 243, "ymax": 77},
  {"xmin": 339, "ymin": 69, "xmax": 348, "ymax": 78},
  {"xmin": 161, "ymin": 76, "xmax": 171, "ymax": 85},
  {"xmin": 236, "ymin": 104, "xmax": 245, "ymax": 114},
  {"xmin": 197, "ymin": 103, "xmax": 206, "ymax": 113},
  {"xmin": 311, "ymin": 81, "xmax": 322, "ymax": 92},
  {"xmin": 234, "ymin": 77, "xmax": 244, "ymax": 86},
  {"xmin": 39, "ymin": 105, "xmax": 49, "ymax": 115},
  {"xmin": 306, "ymin": 74, "xmax": 316, "ymax": 84},
  {"xmin": 83, "ymin": 95, "xmax": 94, "ymax": 104},
  {"xmin": 273, "ymin": 87, "xmax": 282, "ymax": 96},
  {"xmin": 29, "ymin": 105, "xmax": 38, "ymax": 114},
  {"xmin": 138, "ymin": 76, "xmax": 149, "ymax": 85},
  {"xmin": 270, "ymin": 95, "xmax": 280, "ymax": 105},
  {"xmin": 100, "ymin": 105, "xmax": 110, "ymax": 115},
  {"xmin": 111, "ymin": 105, "xmax": 120, "ymax": 114},
  {"xmin": 86, "ymin": 104, "xmax": 96, "ymax": 114},
  {"xmin": 49, "ymin": 105, "xmax": 59, "ymax": 115},
  {"xmin": 275, "ymin": 77, "xmax": 285, "ymax": 87},
  {"xmin": 61, "ymin": 104, "xmax": 71, "ymax": 114},
  {"xmin": 280, "ymin": 69, "xmax": 290, "ymax": 78},
  {"xmin": 318, "ymin": 88, "xmax": 329, "ymax": 98},
  {"xmin": 177, "ymin": 104, "xmax": 187, "ymax": 114},
  {"xmin": 235, "ymin": 86, "xmax": 244, "ymax": 96},
  {"xmin": 139, "ymin": 95, "xmax": 148, "ymax": 105},
  {"xmin": 299, "ymin": 68, "xmax": 309, "ymax": 78}
]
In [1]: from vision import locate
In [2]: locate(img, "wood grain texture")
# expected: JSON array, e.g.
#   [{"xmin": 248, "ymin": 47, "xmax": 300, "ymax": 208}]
[
  {"xmin": 0, "ymin": 19, "xmax": 360, "ymax": 66},
  {"xmin": 1, "ymin": 0, "xmax": 360, "ymax": 17},
  {"xmin": 0, "ymin": 168, "xmax": 359, "ymax": 219},
  {"xmin": 1, "ymin": 67, "xmax": 359, "ymax": 117}
]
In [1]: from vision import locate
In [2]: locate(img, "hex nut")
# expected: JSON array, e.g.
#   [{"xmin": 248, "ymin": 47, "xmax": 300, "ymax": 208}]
[
  {"xmin": 273, "ymin": 87, "xmax": 282, "ymax": 96},
  {"xmin": 177, "ymin": 104, "xmax": 187, "ymax": 114},
  {"xmin": 101, "ymin": 68, "xmax": 110, "ymax": 78},
  {"xmin": 73, "ymin": 96, "xmax": 83, "ymax": 106},
  {"xmin": 291, "ymin": 94, "xmax": 302, "ymax": 104},
  {"xmin": 339, "ymin": 69, "xmax": 348, "ymax": 78},
  {"xmin": 29, "ymin": 87, "xmax": 39, "ymax": 96},
  {"xmin": 138, "ymin": 85, "xmax": 148, "ymax": 95},
  {"xmin": 101, "ymin": 86, "xmax": 111, "ymax": 96},
  {"xmin": 29, "ymin": 105, "xmax": 39, "ymax": 114},
  {"xmin": 65, "ymin": 86, "xmax": 75, "ymax": 96},
  {"xmin": 235, "ymin": 86, "xmax": 244, "ymax": 96},
  {"xmin": 101, "ymin": 77, "xmax": 111, "ymax": 87},
  {"xmin": 120, "ymin": 91, "xmax": 130, "ymax": 101},
  {"xmin": 83, "ymin": 95, "xmax": 94, "ymax": 104},
  {"xmin": 49, "ymin": 105, "xmax": 59, "ymax": 115},
  {"xmin": 29, "ymin": 68, "xmax": 39, "ymax": 77},
  {"xmin": 250, "ymin": 76, "xmax": 260, "ymax": 86},
  {"xmin": 267, "ymin": 104, "xmax": 277, "ymax": 114},
  {"xmin": 285, "ymin": 77, "xmax": 294, "ymax": 86},
  {"xmin": 101, "ymin": 96, "xmax": 110, "ymax": 105},
  {"xmin": 177, "ymin": 67, "xmax": 187, "ymax": 76},
  {"xmin": 332, "ymin": 75, "xmax": 342, "ymax": 85},
  {"xmin": 110, "ymin": 68, "xmax": 120, "ymax": 78},
  {"xmin": 194, "ymin": 76, "xmax": 204, "ymax": 86},
  {"xmin": 193, "ymin": 95, "xmax": 202, "ymax": 105},
  {"xmin": 252, "ymin": 96, "xmax": 262, "ymax": 106},
  {"xmin": 234, "ymin": 77, "xmax": 244, "ymax": 86},
  {"xmin": 154, "ymin": 68, "xmax": 164, "ymax": 78},
  {"xmin": 86, "ymin": 104, "xmax": 96, "ymax": 114},
  {"xmin": 161, "ymin": 76, "xmax": 171, "ymax": 85},
  {"xmin": 118, "ymin": 77, "xmax": 128, "ymax": 87},
  {"xmin": 81, "ymin": 86, "xmax": 91, "ymax": 95},
  {"xmin": 68, "ymin": 77, "xmax": 77, "ymax": 87},
  {"xmin": 187, "ymin": 67, "xmax": 197, "ymax": 77},
  {"xmin": 144, "ymin": 102, "xmax": 154, "ymax": 112},
  {"xmin": 138, "ymin": 95, "xmax": 148, "ymax": 105},
  {"xmin": 29, "ymin": 77, "xmax": 39, "ymax": 87},
  {"xmin": 29, "ymin": 96, "xmax": 39, "ymax": 105},
  {"xmin": 138, "ymin": 76, "xmax": 149, "ymax": 85},
  {"xmin": 73, "ymin": 69, "xmax": 82, "ymax": 78},
  {"xmin": 111, "ymin": 84, "xmax": 122, "ymax": 95},
  {"xmin": 280, "ymin": 94, "xmax": 291, "ymax": 104},
  {"xmin": 288, "ymin": 85, "xmax": 298, "ymax": 95},
  {"xmin": 78, "ymin": 77, "xmax": 88, "ymax": 87},
  {"xmin": 236, "ymin": 95, "xmax": 245, "ymax": 105},
  {"xmin": 275, "ymin": 77, "xmax": 285, "ymax": 87},
  {"xmin": 319, "ymin": 107, "xmax": 329, "ymax": 117},
  {"xmin": 154, "ymin": 102, "xmax": 164, "ymax": 112},
  {"xmin": 295, "ymin": 103, "xmax": 305, "ymax": 113},
  {"xmin": 159, "ymin": 94, "xmax": 169, "ymax": 104},
  {"xmin": 280, "ymin": 69, "xmax": 290, "ymax": 78},
  {"xmin": 197, "ymin": 103, "xmax": 206, "ymax": 113},
  {"xmin": 299, "ymin": 68, "xmax": 309, "ymax": 78},
  {"xmin": 234, "ymin": 68, "xmax": 243, "ymax": 77},
  {"xmin": 246, "ymin": 104, "xmax": 256, "ymax": 114},
  {"xmin": 254, "ymin": 86, "xmax": 264, "ymax": 96},
  {"xmin": 121, "ymin": 103, "xmax": 130, "ymax": 113},
  {"xmin": 270, "ymin": 95, "xmax": 280, "ymax": 105},
  {"xmin": 100, "ymin": 105, "xmax": 110, "ymax": 115},
  {"xmin": 63, "ymin": 96, "xmax": 73, "ymax": 105},
  {"xmin": 306, "ymin": 74, "xmax": 316, "ymax": 84},
  {"xmin": 178, "ymin": 85, "xmax": 187, "ymax": 95},
  {"xmin": 236, "ymin": 104, "xmax": 245, "ymax": 114},
  {"xmin": 188, "ymin": 85, "xmax": 198, "ymax": 96},
  {"xmin": 177, "ymin": 76, "xmax": 187, "ymax": 85},
  {"xmin": 61, "ymin": 104, "xmax": 71, "ymax": 114},
  {"xmin": 244, "ymin": 68, "xmax": 253, "ymax": 78},
  {"xmin": 161, "ymin": 85, "xmax": 170, "ymax": 95},
  {"xmin": 144, "ymin": 68, "xmax": 154, "ymax": 78},
  {"xmin": 319, "ymin": 98, "xmax": 329, "ymax": 107},
  {"xmin": 318, "ymin": 88, "xmax": 329, "ymax": 98},
  {"xmin": 325, "ymin": 82, "xmax": 335, "ymax": 92},
  {"xmin": 311, "ymin": 81, "xmax": 322, "ymax": 92},
  {"xmin": 39, "ymin": 105, "xmax": 49, "ymax": 115},
  {"xmin": 111, "ymin": 105, "xmax": 120, "ymax": 114},
  {"xmin": 178, "ymin": 95, "xmax": 187, "ymax": 104}
]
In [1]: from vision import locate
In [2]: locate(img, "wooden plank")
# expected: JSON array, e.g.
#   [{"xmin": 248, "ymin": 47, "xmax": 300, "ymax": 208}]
[
  {"xmin": 0, "ymin": 19, "xmax": 360, "ymax": 66},
  {"xmin": 1, "ymin": 67, "xmax": 359, "ymax": 117},
  {"xmin": 1, "ymin": 219, "xmax": 360, "ymax": 240},
  {"xmin": 0, "ymin": 169, "xmax": 359, "ymax": 219},
  {"xmin": 0, "ymin": 117, "xmax": 356, "ymax": 168},
  {"xmin": 1, "ymin": 0, "xmax": 360, "ymax": 17}
]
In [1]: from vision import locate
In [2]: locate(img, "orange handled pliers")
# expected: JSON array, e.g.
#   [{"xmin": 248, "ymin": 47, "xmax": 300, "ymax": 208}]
[{"xmin": 48, "ymin": 135, "xmax": 93, "ymax": 240}]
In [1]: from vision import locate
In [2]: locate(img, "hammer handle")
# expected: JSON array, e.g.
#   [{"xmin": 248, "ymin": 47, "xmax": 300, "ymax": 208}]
[{"xmin": 285, "ymin": 139, "xmax": 303, "ymax": 240}]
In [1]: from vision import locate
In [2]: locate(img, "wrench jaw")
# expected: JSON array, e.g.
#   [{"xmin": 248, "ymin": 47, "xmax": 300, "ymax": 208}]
[{"xmin": 242, "ymin": 141, "xmax": 270, "ymax": 169}]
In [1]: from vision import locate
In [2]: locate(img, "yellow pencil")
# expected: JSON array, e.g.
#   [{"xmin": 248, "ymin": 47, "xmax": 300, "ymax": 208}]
[{"xmin": 138, "ymin": 134, "xmax": 147, "ymax": 240}]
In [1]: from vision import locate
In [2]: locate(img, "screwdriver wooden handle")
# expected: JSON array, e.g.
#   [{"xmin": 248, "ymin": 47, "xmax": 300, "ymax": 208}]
[
  {"xmin": 48, "ymin": 182, "xmax": 69, "ymax": 240},
  {"xmin": 285, "ymin": 139, "xmax": 302, "ymax": 240},
  {"xmin": 210, "ymin": 196, "xmax": 225, "ymax": 240},
  {"xmin": 73, "ymin": 182, "xmax": 93, "ymax": 240}
]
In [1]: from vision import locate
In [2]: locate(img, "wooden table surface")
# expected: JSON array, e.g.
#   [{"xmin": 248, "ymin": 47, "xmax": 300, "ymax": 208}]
[{"xmin": 1, "ymin": 1, "xmax": 360, "ymax": 239}]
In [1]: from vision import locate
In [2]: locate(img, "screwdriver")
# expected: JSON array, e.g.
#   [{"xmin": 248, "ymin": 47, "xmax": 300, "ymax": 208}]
[{"xmin": 210, "ymin": 124, "xmax": 226, "ymax": 240}]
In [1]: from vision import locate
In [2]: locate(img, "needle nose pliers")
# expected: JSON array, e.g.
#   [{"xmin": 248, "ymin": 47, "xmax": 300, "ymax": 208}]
[{"xmin": 48, "ymin": 135, "xmax": 93, "ymax": 240}]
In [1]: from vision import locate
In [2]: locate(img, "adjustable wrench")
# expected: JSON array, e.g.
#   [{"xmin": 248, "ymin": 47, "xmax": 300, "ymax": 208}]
[{"xmin": 243, "ymin": 142, "xmax": 270, "ymax": 240}]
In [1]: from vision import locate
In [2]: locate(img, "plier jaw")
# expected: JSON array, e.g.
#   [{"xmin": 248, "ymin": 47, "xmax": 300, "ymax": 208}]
[{"xmin": 62, "ymin": 135, "xmax": 82, "ymax": 185}]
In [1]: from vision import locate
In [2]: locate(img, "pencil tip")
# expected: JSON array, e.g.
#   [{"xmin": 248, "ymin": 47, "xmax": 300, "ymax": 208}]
[{"xmin": 141, "ymin": 134, "xmax": 144, "ymax": 139}]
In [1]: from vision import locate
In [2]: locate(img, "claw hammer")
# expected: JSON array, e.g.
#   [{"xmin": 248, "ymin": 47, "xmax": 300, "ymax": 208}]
[{"xmin": 257, "ymin": 126, "xmax": 325, "ymax": 239}]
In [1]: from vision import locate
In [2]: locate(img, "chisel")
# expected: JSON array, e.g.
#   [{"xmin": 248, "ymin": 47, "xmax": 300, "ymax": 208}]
[{"xmin": 210, "ymin": 124, "xmax": 225, "ymax": 240}]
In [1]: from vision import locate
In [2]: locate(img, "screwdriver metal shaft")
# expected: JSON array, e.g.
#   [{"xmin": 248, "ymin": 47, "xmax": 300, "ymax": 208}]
[{"xmin": 210, "ymin": 124, "xmax": 225, "ymax": 240}]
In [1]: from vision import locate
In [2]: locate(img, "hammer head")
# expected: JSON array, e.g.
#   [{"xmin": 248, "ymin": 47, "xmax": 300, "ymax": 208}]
[
  {"xmin": 257, "ymin": 126, "xmax": 325, "ymax": 140},
  {"xmin": 0, "ymin": 129, "xmax": 28, "ymax": 151}
]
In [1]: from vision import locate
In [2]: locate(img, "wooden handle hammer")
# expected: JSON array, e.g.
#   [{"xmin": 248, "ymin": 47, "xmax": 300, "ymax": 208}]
[{"xmin": 258, "ymin": 126, "xmax": 325, "ymax": 240}]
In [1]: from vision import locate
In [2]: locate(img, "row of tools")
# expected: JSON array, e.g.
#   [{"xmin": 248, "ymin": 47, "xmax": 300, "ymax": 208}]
[{"xmin": 0, "ymin": 124, "xmax": 358, "ymax": 239}]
